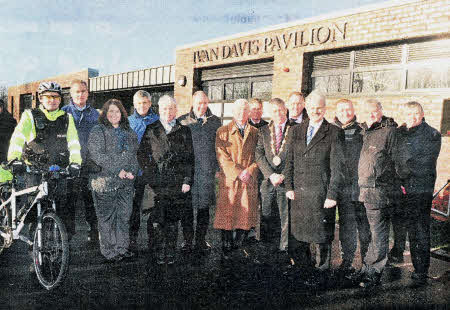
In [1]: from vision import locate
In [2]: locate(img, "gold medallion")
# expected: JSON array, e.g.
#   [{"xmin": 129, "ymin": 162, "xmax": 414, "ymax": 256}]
[{"xmin": 273, "ymin": 156, "xmax": 281, "ymax": 166}]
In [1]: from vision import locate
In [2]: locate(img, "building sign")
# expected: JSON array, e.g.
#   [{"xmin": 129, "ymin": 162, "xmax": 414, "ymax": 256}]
[{"xmin": 193, "ymin": 22, "xmax": 347, "ymax": 63}]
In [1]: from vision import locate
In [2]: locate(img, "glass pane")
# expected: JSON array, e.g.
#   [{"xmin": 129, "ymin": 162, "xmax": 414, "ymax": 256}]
[
  {"xmin": 208, "ymin": 103, "xmax": 222, "ymax": 118},
  {"xmin": 312, "ymin": 75, "xmax": 349, "ymax": 94},
  {"xmin": 252, "ymin": 80, "xmax": 272, "ymax": 99},
  {"xmin": 225, "ymin": 83, "xmax": 233, "ymax": 100},
  {"xmin": 61, "ymin": 89, "xmax": 71, "ymax": 107},
  {"xmin": 210, "ymin": 85, "xmax": 223, "ymax": 101},
  {"xmin": 407, "ymin": 66, "xmax": 450, "ymax": 89},
  {"xmin": 223, "ymin": 102, "xmax": 235, "ymax": 120},
  {"xmin": 233, "ymin": 82, "xmax": 248, "ymax": 99},
  {"xmin": 202, "ymin": 85, "xmax": 209, "ymax": 98},
  {"xmin": 352, "ymin": 70, "xmax": 402, "ymax": 93}
]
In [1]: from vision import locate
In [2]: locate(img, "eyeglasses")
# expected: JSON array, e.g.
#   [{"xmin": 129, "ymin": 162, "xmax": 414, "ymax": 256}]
[{"xmin": 41, "ymin": 94, "xmax": 61, "ymax": 100}]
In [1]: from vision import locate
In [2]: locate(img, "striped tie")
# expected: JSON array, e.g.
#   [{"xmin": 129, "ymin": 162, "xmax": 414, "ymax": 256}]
[
  {"xmin": 307, "ymin": 126, "xmax": 314, "ymax": 145},
  {"xmin": 276, "ymin": 126, "xmax": 283, "ymax": 153}
]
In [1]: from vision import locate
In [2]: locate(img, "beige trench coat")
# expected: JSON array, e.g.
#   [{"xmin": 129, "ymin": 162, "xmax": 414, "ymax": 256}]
[{"xmin": 214, "ymin": 121, "xmax": 259, "ymax": 231}]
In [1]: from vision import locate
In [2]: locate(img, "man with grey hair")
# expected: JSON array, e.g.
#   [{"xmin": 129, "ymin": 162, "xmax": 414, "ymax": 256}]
[
  {"xmin": 397, "ymin": 101, "xmax": 441, "ymax": 287},
  {"xmin": 255, "ymin": 98, "xmax": 294, "ymax": 260},
  {"xmin": 214, "ymin": 99, "xmax": 260, "ymax": 259},
  {"xmin": 357, "ymin": 99, "xmax": 410, "ymax": 289},
  {"xmin": 138, "ymin": 95, "xmax": 194, "ymax": 265},
  {"xmin": 285, "ymin": 90, "xmax": 345, "ymax": 282},
  {"xmin": 178, "ymin": 91, "xmax": 221, "ymax": 256},
  {"xmin": 128, "ymin": 90, "xmax": 159, "ymax": 252}
]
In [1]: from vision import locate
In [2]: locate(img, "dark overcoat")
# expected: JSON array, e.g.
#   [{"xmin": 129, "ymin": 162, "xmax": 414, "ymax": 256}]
[
  {"xmin": 178, "ymin": 108, "xmax": 221, "ymax": 209},
  {"xmin": 285, "ymin": 119, "xmax": 345, "ymax": 243},
  {"xmin": 137, "ymin": 120, "xmax": 194, "ymax": 222}
]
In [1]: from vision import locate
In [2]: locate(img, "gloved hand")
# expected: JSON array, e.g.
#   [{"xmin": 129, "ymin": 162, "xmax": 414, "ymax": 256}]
[
  {"xmin": 11, "ymin": 160, "xmax": 26, "ymax": 174},
  {"xmin": 49, "ymin": 165, "xmax": 61, "ymax": 172},
  {"xmin": 68, "ymin": 163, "xmax": 81, "ymax": 178}
]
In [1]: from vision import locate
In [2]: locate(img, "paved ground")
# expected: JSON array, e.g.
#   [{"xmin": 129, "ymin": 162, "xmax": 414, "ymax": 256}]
[{"xmin": 0, "ymin": 202, "xmax": 449, "ymax": 309}]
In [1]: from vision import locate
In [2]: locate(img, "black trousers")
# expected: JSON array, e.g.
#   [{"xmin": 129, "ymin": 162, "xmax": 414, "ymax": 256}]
[
  {"xmin": 390, "ymin": 202, "xmax": 408, "ymax": 257},
  {"xmin": 338, "ymin": 201, "xmax": 371, "ymax": 266},
  {"xmin": 130, "ymin": 176, "xmax": 146, "ymax": 243},
  {"xmin": 403, "ymin": 192, "xmax": 433, "ymax": 275},
  {"xmin": 66, "ymin": 176, "xmax": 97, "ymax": 235}
]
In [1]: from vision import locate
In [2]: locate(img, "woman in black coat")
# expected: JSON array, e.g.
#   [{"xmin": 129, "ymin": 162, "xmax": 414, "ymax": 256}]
[{"xmin": 137, "ymin": 95, "xmax": 194, "ymax": 265}]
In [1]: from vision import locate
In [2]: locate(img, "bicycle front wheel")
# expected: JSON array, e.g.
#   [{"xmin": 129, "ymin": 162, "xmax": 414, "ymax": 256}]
[{"xmin": 33, "ymin": 212, "xmax": 69, "ymax": 290}]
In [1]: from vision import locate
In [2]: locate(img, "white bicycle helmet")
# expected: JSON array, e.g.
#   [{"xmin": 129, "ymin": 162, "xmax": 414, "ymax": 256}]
[{"xmin": 38, "ymin": 81, "xmax": 62, "ymax": 95}]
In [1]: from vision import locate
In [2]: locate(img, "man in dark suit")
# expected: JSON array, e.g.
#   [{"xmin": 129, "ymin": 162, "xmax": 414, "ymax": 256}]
[
  {"xmin": 287, "ymin": 91, "xmax": 308, "ymax": 126},
  {"xmin": 248, "ymin": 98, "xmax": 268, "ymax": 242},
  {"xmin": 248, "ymin": 98, "xmax": 268, "ymax": 129},
  {"xmin": 255, "ymin": 98, "xmax": 294, "ymax": 257},
  {"xmin": 285, "ymin": 91, "xmax": 345, "ymax": 277}
]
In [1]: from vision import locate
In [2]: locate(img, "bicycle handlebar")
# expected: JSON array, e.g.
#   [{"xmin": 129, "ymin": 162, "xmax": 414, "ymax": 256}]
[{"xmin": 1, "ymin": 160, "xmax": 78, "ymax": 179}]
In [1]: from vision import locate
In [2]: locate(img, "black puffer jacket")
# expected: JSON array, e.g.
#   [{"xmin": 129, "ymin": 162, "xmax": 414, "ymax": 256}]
[
  {"xmin": 333, "ymin": 116, "xmax": 363, "ymax": 202},
  {"xmin": 137, "ymin": 120, "xmax": 194, "ymax": 191},
  {"xmin": 398, "ymin": 121, "xmax": 441, "ymax": 194},
  {"xmin": 358, "ymin": 121, "xmax": 410, "ymax": 205}
]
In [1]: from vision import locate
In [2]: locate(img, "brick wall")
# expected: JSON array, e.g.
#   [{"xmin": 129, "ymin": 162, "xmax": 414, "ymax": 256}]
[{"xmin": 8, "ymin": 69, "xmax": 94, "ymax": 121}]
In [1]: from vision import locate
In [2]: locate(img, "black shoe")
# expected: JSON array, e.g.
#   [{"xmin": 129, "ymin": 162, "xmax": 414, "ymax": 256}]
[
  {"xmin": 387, "ymin": 252, "xmax": 404, "ymax": 265},
  {"xmin": 359, "ymin": 273, "xmax": 381, "ymax": 289},
  {"xmin": 409, "ymin": 272, "xmax": 428, "ymax": 287},
  {"xmin": 156, "ymin": 252, "xmax": 165, "ymax": 265},
  {"xmin": 195, "ymin": 240, "xmax": 212, "ymax": 252},
  {"xmin": 180, "ymin": 242, "xmax": 192, "ymax": 253},
  {"xmin": 166, "ymin": 255, "xmax": 175, "ymax": 265},
  {"xmin": 88, "ymin": 230, "xmax": 99, "ymax": 242}
]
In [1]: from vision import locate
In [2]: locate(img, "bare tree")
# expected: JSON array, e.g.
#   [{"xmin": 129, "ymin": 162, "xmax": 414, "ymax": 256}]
[{"xmin": 0, "ymin": 86, "xmax": 7, "ymax": 104}]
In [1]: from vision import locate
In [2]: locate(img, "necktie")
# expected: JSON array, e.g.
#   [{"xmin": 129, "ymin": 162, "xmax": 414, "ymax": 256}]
[
  {"xmin": 307, "ymin": 126, "xmax": 314, "ymax": 145},
  {"xmin": 276, "ymin": 126, "xmax": 283, "ymax": 153},
  {"xmin": 239, "ymin": 128, "xmax": 244, "ymax": 137},
  {"xmin": 198, "ymin": 117, "xmax": 203, "ymax": 124}
]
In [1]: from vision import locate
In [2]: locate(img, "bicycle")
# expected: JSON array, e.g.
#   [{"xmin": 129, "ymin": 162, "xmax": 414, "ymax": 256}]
[{"xmin": 0, "ymin": 159, "xmax": 79, "ymax": 290}]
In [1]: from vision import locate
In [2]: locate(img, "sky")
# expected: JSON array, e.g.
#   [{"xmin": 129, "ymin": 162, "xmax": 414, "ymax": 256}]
[{"xmin": 0, "ymin": 0, "xmax": 388, "ymax": 88}]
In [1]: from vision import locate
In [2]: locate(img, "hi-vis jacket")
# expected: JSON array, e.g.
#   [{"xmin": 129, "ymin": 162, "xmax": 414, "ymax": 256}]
[{"xmin": 7, "ymin": 105, "xmax": 82, "ymax": 165}]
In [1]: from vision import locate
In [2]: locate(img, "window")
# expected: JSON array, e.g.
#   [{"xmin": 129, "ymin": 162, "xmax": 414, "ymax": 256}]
[
  {"xmin": 200, "ymin": 60, "xmax": 273, "ymax": 123},
  {"xmin": 441, "ymin": 99, "xmax": 450, "ymax": 136},
  {"xmin": 61, "ymin": 88, "xmax": 71, "ymax": 107},
  {"xmin": 310, "ymin": 39, "xmax": 450, "ymax": 95},
  {"xmin": 20, "ymin": 94, "xmax": 32, "ymax": 115},
  {"xmin": 352, "ymin": 70, "xmax": 403, "ymax": 93}
]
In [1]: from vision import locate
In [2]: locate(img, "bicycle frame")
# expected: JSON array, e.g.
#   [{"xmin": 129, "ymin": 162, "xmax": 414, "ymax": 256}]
[{"xmin": 0, "ymin": 174, "xmax": 53, "ymax": 247}]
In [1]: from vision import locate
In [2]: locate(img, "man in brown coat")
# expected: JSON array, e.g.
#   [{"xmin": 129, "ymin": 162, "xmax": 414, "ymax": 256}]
[{"xmin": 214, "ymin": 99, "xmax": 260, "ymax": 259}]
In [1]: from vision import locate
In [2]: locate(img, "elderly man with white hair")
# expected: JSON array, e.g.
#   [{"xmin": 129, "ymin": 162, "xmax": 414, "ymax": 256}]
[
  {"xmin": 214, "ymin": 99, "xmax": 260, "ymax": 260},
  {"xmin": 284, "ymin": 90, "xmax": 345, "ymax": 282},
  {"xmin": 137, "ymin": 95, "xmax": 194, "ymax": 265}
]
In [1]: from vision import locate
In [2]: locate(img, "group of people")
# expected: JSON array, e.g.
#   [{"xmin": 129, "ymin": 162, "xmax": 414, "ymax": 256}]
[{"xmin": 2, "ymin": 78, "xmax": 442, "ymax": 290}]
